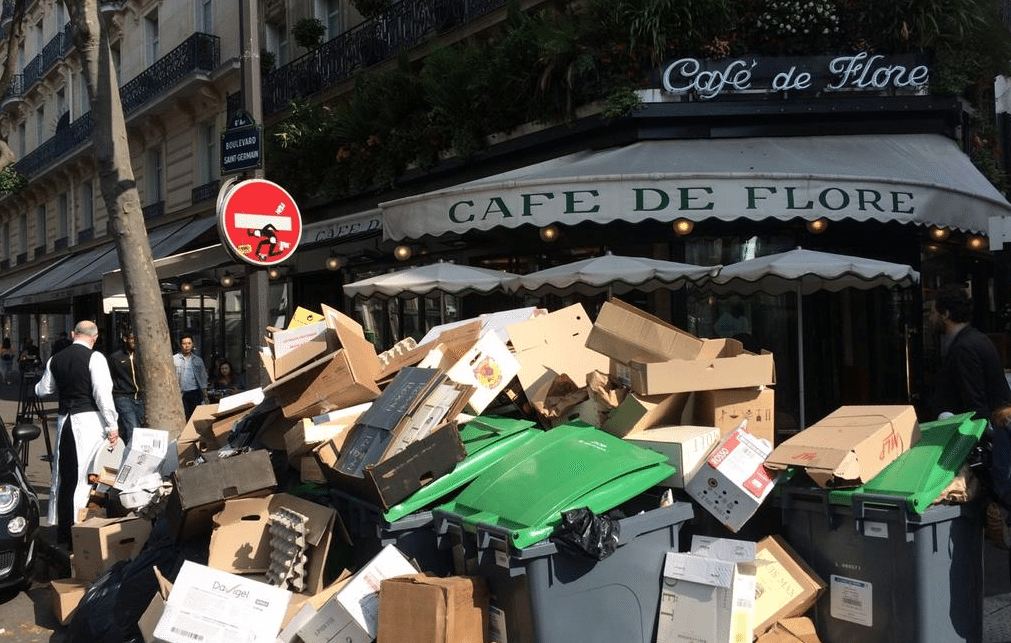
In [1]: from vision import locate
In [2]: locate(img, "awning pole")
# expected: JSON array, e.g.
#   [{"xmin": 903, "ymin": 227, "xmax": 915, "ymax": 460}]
[{"xmin": 797, "ymin": 287, "xmax": 806, "ymax": 430}]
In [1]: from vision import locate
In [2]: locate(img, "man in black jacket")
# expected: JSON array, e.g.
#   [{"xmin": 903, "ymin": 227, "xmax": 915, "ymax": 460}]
[
  {"xmin": 107, "ymin": 331, "xmax": 143, "ymax": 445},
  {"xmin": 929, "ymin": 285, "xmax": 1011, "ymax": 423}
]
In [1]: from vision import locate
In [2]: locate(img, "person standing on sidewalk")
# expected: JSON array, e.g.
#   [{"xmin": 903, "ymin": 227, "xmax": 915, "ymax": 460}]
[
  {"xmin": 0, "ymin": 337, "xmax": 13, "ymax": 385},
  {"xmin": 173, "ymin": 333, "xmax": 208, "ymax": 419},
  {"xmin": 107, "ymin": 330, "xmax": 143, "ymax": 445},
  {"xmin": 34, "ymin": 320, "xmax": 118, "ymax": 547}
]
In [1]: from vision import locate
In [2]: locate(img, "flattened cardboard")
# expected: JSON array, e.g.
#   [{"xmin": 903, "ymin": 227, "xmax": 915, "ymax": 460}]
[
  {"xmin": 755, "ymin": 617, "xmax": 823, "ymax": 643},
  {"xmin": 377, "ymin": 574, "xmax": 490, "ymax": 643},
  {"xmin": 267, "ymin": 321, "xmax": 338, "ymax": 380},
  {"xmin": 71, "ymin": 515, "xmax": 152, "ymax": 583},
  {"xmin": 319, "ymin": 421, "xmax": 466, "ymax": 510},
  {"xmin": 600, "ymin": 391, "xmax": 688, "ymax": 437},
  {"xmin": 378, "ymin": 320, "xmax": 482, "ymax": 382},
  {"xmin": 177, "ymin": 403, "xmax": 233, "ymax": 466},
  {"xmin": 586, "ymin": 298, "xmax": 704, "ymax": 365},
  {"xmin": 764, "ymin": 405, "xmax": 920, "ymax": 488},
  {"xmin": 626, "ymin": 337, "xmax": 776, "ymax": 395},
  {"xmin": 51, "ymin": 579, "xmax": 89, "ymax": 626},
  {"xmin": 625, "ymin": 425, "xmax": 720, "ymax": 488},
  {"xmin": 113, "ymin": 428, "xmax": 170, "ymax": 491},
  {"xmin": 659, "ymin": 551, "xmax": 757, "ymax": 643},
  {"xmin": 289, "ymin": 306, "xmax": 326, "ymax": 327},
  {"xmin": 691, "ymin": 387, "xmax": 776, "ymax": 445},
  {"xmin": 507, "ymin": 303, "xmax": 608, "ymax": 420},
  {"xmin": 753, "ymin": 535, "xmax": 826, "ymax": 636},
  {"xmin": 284, "ymin": 417, "xmax": 354, "ymax": 464}
]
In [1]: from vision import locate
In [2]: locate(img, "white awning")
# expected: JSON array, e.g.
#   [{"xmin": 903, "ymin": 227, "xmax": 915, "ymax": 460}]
[
  {"xmin": 380, "ymin": 134, "xmax": 1011, "ymax": 240},
  {"xmin": 101, "ymin": 244, "xmax": 233, "ymax": 313}
]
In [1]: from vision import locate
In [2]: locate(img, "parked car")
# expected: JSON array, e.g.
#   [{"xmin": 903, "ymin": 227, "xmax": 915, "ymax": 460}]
[{"xmin": 0, "ymin": 423, "xmax": 40, "ymax": 591}]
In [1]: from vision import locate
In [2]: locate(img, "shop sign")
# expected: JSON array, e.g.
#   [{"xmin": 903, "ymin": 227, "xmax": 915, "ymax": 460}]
[
  {"xmin": 659, "ymin": 52, "xmax": 929, "ymax": 100},
  {"xmin": 217, "ymin": 179, "xmax": 302, "ymax": 266}
]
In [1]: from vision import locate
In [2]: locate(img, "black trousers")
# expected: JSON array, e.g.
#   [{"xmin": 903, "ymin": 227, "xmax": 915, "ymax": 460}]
[
  {"xmin": 56, "ymin": 417, "xmax": 78, "ymax": 544},
  {"xmin": 182, "ymin": 388, "xmax": 203, "ymax": 419}
]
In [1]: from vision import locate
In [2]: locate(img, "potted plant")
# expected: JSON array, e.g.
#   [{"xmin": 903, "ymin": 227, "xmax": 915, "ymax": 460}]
[
  {"xmin": 352, "ymin": 0, "xmax": 393, "ymax": 19},
  {"xmin": 292, "ymin": 17, "xmax": 326, "ymax": 52},
  {"xmin": 260, "ymin": 49, "xmax": 277, "ymax": 75}
]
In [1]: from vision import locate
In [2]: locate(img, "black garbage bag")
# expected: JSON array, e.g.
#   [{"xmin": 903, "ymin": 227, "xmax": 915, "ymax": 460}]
[
  {"xmin": 551, "ymin": 507, "xmax": 620, "ymax": 560},
  {"xmin": 66, "ymin": 560, "xmax": 130, "ymax": 643}
]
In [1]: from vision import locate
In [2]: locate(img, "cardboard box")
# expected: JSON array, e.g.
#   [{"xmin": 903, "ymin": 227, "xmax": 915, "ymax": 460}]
[
  {"xmin": 298, "ymin": 544, "xmax": 419, "ymax": 643},
  {"xmin": 283, "ymin": 415, "xmax": 357, "ymax": 464},
  {"xmin": 626, "ymin": 337, "xmax": 776, "ymax": 396},
  {"xmin": 755, "ymin": 617, "xmax": 823, "ymax": 643},
  {"xmin": 658, "ymin": 550, "xmax": 757, "ymax": 643},
  {"xmin": 113, "ymin": 428, "xmax": 171, "ymax": 491},
  {"xmin": 153, "ymin": 560, "xmax": 292, "ymax": 643},
  {"xmin": 177, "ymin": 403, "xmax": 234, "ymax": 466},
  {"xmin": 685, "ymin": 425, "xmax": 777, "ymax": 532},
  {"xmin": 764, "ymin": 405, "xmax": 920, "ymax": 488},
  {"xmin": 266, "ymin": 320, "xmax": 338, "ymax": 380},
  {"xmin": 71, "ymin": 515, "xmax": 152, "ymax": 583},
  {"xmin": 139, "ymin": 567, "xmax": 173, "ymax": 643},
  {"xmin": 437, "ymin": 332, "xmax": 520, "ymax": 415},
  {"xmin": 379, "ymin": 320, "xmax": 482, "ymax": 382},
  {"xmin": 51, "ymin": 579, "xmax": 89, "ymax": 625},
  {"xmin": 91, "ymin": 438, "xmax": 126, "ymax": 486},
  {"xmin": 586, "ymin": 298, "xmax": 705, "ymax": 367},
  {"xmin": 300, "ymin": 454, "xmax": 328, "ymax": 484},
  {"xmin": 753, "ymin": 535, "xmax": 826, "ymax": 636},
  {"xmin": 625, "ymin": 425, "xmax": 720, "ymax": 488},
  {"xmin": 418, "ymin": 307, "xmax": 538, "ymax": 346},
  {"xmin": 166, "ymin": 448, "xmax": 277, "ymax": 542},
  {"xmin": 289, "ymin": 306, "xmax": 326, "ymax": 328},
  {"xmin": 691, "ymin": 386, "xmax": 776, "ymax": 445},
  {"xmin": 507, "ymin": 304, "xmax": 608, "ymax": 420},
  {"xmin": 377, "ymin": 574, "xmax": 489, "ymax": 643},
  {"xmin": 208, "ymin": 493, "xmax": 341, "ymax": 595},
  {"xmin": 264, "ymin": 344, "xmax": 381, "ymax": 420},
  {"xmin": 600, "ymin": 391, "xmax": 688, "ymax": 437},
  {"xmin": 277, "ymin": 574, "xmax": 353, "ymax": 643}
]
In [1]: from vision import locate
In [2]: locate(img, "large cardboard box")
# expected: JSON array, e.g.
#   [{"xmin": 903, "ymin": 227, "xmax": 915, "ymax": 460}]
[
  {"xmin": 691, "ymin": 386, "xmax": 775, "ymax": 445},
  {"xmin": 50, "ymin": 579, "xmax": 89, "ymax": 625},
  {"xmin": 507, "ymin": 304, "xmax": 609, "ymax": 422},
  {"xmin": 377, "ymin": 574, "xmax": 489, "ymax": 643},
  {"xmin": 658, "ymin": 550, "xmax": 757, "ymax": 643},
  {"xmin": 686, "ymin": 425, "xmax": 777, "ymax": 532},
  {"xmin": 298, "ymin": 544, "xmax": 418, "ymax": 643},
  {"xmin": 764, "ymin": 405, "xmax": 920, "ymax": 488},
  {"xmin": 585, "ymin": 298, "xmax": 705, "ymax": 365},
  {"xmin": 432, "ymin": 332, "xmax": 520, "ymax": 415},
  {"xmin": 177, "ymin": 403, "xmax": 234, "ymax": 466},
  {"xmin": 626, "ymin": 337, "xmax": 776, "ymax": 396},
  {"xmin": 266, "ymin": 320, "xmax": 336, "ymax": 378},
  {"xmin": 753, "ymin": 535, "xmax": 826, "ymax": 636},
  {"xmin": 600, "ymin": 390, "xmax": 689, "ymax": 437},
  {"xmin": 166, "ymin": 448, "xmax": 277, "ymax": 542},
  {"xmin": 207, "ymin": 493, "xmax": 342, "ymax": 595},
  {"xmin": 71, "ymin": 515, "xmax": 152, "ymax": 583},
  {"xmin": 624, "ymin": 425, "xmax": 720, "ymax": 488},
  {"xmin": 153, "ymin": 560, "xmax": 292, "ymax": 643},
  {"xmin": 113, "ymin": 428, "xmax": 172, "ymax": 491}
]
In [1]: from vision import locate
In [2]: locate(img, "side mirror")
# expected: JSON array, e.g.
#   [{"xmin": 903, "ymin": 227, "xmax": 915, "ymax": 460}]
[{"xmin": 12, "ymin": 424, "xmax": 41, "ymax": 447}]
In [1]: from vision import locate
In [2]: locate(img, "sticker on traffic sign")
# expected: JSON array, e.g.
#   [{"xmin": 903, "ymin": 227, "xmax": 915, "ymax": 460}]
[{"xmin": 217, "ymin": 179, "xmax": 302, "ymax": 266}]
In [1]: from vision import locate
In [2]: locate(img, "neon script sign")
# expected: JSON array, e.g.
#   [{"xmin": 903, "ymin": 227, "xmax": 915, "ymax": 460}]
[{"xmin": 661, "ymin": 52, "xmax": 930, "ymax": 99}]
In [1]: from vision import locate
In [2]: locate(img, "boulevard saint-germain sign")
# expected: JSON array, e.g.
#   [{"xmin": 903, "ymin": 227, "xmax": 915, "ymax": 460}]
[{"xmin": 659, "ymin": 52, "xmax": 930, "ymax": 99}]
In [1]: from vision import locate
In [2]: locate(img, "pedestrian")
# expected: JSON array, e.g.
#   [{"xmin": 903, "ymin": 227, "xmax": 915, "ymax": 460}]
[
  {"xmin": 19, "ymin": 337, "xmax": 40, "ymax": 370},
  {"xmin": 34, "ymin": 320, "xmax": 118, "ymax": 548},
  {"xmin": 52, "ymin": 331, "xmax": 71, "ymax": 354},
  {"xmin": 173, "ymin": 333, "xmax": 208, "ymax": 419},
  {"xmin": 0, "ymin": 337, "xmax": 13, "ymax": 385},
  {"xmin": 927, "ymin": 285, "xmax": 1011, "ymax": 422},
  {"xmin": 107, "ymin": 330, "xmax": 143, "ymax": 445}
]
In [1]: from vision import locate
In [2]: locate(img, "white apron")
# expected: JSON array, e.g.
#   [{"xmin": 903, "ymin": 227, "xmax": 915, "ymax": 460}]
[{"xmin": 46, "ymin": 410, "xmax": 106, "ymax": 527}]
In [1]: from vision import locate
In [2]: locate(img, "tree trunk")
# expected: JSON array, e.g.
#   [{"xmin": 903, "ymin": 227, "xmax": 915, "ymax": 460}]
[{"xmin": 67, "ymin": 0, "xmax": 186, "ymax": 437}]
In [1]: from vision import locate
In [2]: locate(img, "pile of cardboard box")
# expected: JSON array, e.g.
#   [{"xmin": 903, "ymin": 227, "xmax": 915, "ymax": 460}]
[{"xmin": 51, "ymin": 298, "xmax": 956, "ymax": 643}]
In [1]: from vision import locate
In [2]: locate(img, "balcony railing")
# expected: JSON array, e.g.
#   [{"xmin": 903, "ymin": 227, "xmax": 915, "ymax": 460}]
[
  {"xmin": 142, "ymin": 201, "xmax": 164, "ymax": 220},
  {"xmin": 1, "ymin": 74, "xmax": 23, "ymax": 104},
  {"xmin": 22, "ymin": 22, "xmax": 73, "ymax": 90},
  {"xmin": 192, "ymin": 180, "xmax": 219, "ymax": 204},
  {"xmin": 263, "ymin": 0, "xmax": 508, "ymax": 116},
  {"xmin": 13, "ymin": 33, "xmax": 220, "ymax": 180},
  {"xmin": 121, "ymin": 33, "xmax": 219, "ymax": 114}
]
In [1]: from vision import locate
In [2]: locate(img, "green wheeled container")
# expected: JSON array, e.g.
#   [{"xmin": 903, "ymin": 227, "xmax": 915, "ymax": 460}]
[
  {"xmin": 780, "ymin": 412, "xmax": 987, "ymax": 643},
  {"xmin": 330, "ymin": 415, "xmax": 542, "ymax": 574},
  {"xmin": 434, "ymin": 421, "xmax": 692, "ymax": 643}
]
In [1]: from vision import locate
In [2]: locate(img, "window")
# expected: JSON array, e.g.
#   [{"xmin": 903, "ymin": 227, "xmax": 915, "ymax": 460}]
[
  {"xmin": 2, "ymin": 221, "xmax": 9, "ymax": 260},
  {"xmin": 56, "ymin": 2, "xmax": 65, "ymax": 32},
  {"xmin": 16, "ymin": 122, "xmax": 25, "ymax": 158},
  {"xmin": 80, "ymin": 182, "xmax": 93, "ymax": 230},
  {"xmin": 197, "ymin": 0, "xmax": 213, "ymax": 33},
  {"xmin": 56, "ymin": 87, "xmax": 67, "ymax": 127},
  {"xmin": 17, "ymin": 43, "xmax": 23, "ymax": 74},
  {"xmin": 57, "ymin": 193, "xmax": 69, "ymax": 239},
  {"xmin": 266, "ymin": 21, "xmax": 289, "ymax": 66},
  {"xmin": 18, "ymin": 213, "xmax": 26, "ymax": 254},
  {"xmin": 35, "ymin": 204, "xmax": 45, "ymax": 251},
  {"xmin": 198, "ymin": 121, "xmax": 218, "ymax": 184},
  {"xmin": 145, "ymin": 11, "xmax": 159, "ymax": 66},
  {"xmin": 316, "ymin": 0, "xmax": 343, "ymax": 40},
  {"xmin": 146, "ymin": 148, "xmax": 164, "ymax": 205},
  {"xmin": 78, "ymin": 69, "xmax": 89, "ymax": 113},
  {"xmin": 35, "ymin": 105, "xmax": 44, "ymax": 147},
  {"xmin": 33, "ymin": 20, "xmax": 42, "ymax": 58}
]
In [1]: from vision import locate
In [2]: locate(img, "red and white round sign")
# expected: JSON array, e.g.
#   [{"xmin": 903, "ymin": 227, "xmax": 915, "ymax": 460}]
[{"xmin": 217, "ymin": 179, "xmax": 302, "ymax": 266}]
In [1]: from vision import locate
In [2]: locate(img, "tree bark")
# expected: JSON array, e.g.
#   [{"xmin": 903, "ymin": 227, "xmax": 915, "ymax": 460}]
[{"xmin": 66, "ymin": 0, "xmax": 186, "ymax": 437}]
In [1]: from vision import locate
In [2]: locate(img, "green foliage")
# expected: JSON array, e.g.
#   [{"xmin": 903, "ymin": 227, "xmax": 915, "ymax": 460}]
[
  {"xmin": 351, "ymin": 0, "xmax": 393, "ymax": 19},
  {"xmin": 260, "ymin": 49, "xmax": 276, "ymax": 75},
  {"xmin": 0, "ymin": 166, "xmax": 26, "ymax": 195},
  {"xmin": 292, "ymin": 18, "xmax": 325, "ymax": 52}
]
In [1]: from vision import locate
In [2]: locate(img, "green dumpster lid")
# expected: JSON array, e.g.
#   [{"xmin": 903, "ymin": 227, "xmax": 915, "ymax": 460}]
[
  {"xmin": 382, "ymin": 416, "xmax": 542, "ymax": 522},
  {"xmin": 438, "ymin": 421, "xmax": 675, "ymax": 548},
  {"xmin": 827, "ymin": 412, "xmax": 986, "ymax": 513}
]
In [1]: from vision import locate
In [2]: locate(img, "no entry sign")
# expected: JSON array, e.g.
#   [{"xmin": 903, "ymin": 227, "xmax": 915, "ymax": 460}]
[{"xmin": 217, "ymin": 179, "xmax": 302, "ymax": 266}]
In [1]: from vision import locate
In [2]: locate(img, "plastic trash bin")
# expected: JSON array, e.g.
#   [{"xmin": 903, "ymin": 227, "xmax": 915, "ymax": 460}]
[
  {"xmin": 779, "ymin": 413, "xmax": 987, "ymax": 643},
  {"xmin": 330, "ymin": 415, "xmax": 541, "ymax": 574},
  {"xmin": 433, "ymin": 422, "xmax": 689, "ymax": 643}
]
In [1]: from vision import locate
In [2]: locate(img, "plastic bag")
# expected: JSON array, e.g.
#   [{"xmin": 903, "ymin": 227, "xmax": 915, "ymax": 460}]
[
  {"xmin": 66, "ymin": 561, "xmax": 129, "ymax": 643},
  {"xmin": 551, "ymin": 507, "xmax": 620, "ymax": 560}
]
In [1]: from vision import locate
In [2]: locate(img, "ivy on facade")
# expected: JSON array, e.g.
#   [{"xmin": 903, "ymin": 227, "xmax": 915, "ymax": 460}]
[{"xmin": 264, "ymin": 0, "xmax": 1011, "ymax": 202}]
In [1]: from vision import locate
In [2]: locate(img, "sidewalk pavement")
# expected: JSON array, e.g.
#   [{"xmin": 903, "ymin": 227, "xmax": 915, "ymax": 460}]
[{"xmin": 5, "ymin": 378, "xmax": 1011, "ymax": 641}]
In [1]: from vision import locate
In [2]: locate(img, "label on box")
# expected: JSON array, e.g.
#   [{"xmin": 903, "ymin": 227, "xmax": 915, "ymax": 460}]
[
  {"xmin": 489, "ymin": 604, "xmax": 508, "ymax": 643},
  {"xmin": 708, "ymin": 430, "xmax": 774, "ymax": 498},
  {"xmin": 830, "ymin": 575, "xmax": 873, "ymax": 626}
]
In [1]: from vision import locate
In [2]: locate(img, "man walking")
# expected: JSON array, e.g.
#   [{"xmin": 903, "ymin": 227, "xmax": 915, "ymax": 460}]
[
  {"xmin": 107, "ymin": 331, "xmax": 143, "ymax": 444},
  {"xmin": 173, "ymin": 333, "xmax": 208, "ymax": 419},
  {"xmin": 35, "ymin": 320, "xmax": 118, "ymax": 547}
]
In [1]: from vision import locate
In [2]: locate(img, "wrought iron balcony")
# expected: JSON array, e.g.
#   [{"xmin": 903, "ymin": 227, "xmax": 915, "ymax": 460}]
[
  {"xmin": 0, "ymin": 0, "xmax": 12, "ymax": 25},
  {"xmin": 263, "ymin": 0, "xmax": 508, "ymax": 116},
  {"xmin": 121, "ymin": 33, "xmax": 219, "ymax": 114},
  {"xmin": 1, "ymin": 74, "xmax": 23, "ymax": 104},
  {"xmin": 77, "ymin": 227, "xmax": 94, "ymax": 243},
  {"xmin": 14, "ymin": 110, "xmax": 91, "ymax": 178},
  {"xmin": 21, "ymin": 22, "xmax": 72, "ymax": 90},
  {"xmin": 142, "ymin": 201, "xmax": 165, "ymax": 220},
  {"xmin": 192, "ymin": 180, "xmax": 219, "ymax": 205}
]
